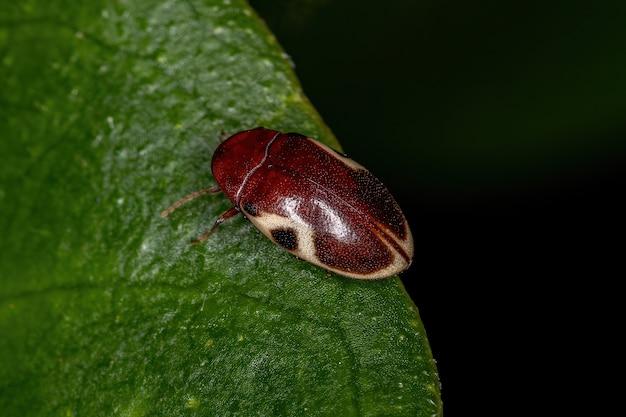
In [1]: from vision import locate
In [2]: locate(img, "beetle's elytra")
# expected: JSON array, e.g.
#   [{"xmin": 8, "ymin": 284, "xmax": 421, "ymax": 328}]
[{"xmin": 162, "ymin": 127, "xmax": 414, "ymax": 279}]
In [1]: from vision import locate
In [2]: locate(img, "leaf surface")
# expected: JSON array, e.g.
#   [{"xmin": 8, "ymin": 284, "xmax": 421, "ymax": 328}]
[{"xmin": 0, "ymin": 1, "xmax": 441, "ymax": 415}]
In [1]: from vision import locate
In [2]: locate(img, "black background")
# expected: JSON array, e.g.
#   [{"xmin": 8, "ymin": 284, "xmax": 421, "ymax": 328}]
[{"xmin": 250, "ymin": 1, "xmax": 625, "ymax": 414}]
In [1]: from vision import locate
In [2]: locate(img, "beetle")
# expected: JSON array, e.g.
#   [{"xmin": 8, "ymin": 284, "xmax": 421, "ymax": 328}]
[{"xmin": 162, "ymin": 127, "xmax": 413, "ymax": 279}]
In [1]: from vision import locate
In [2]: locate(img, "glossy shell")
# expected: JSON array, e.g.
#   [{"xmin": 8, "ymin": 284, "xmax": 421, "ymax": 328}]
[{"xmin": 211, "ymin": 127, "xmax": 413, "ymax": 279}]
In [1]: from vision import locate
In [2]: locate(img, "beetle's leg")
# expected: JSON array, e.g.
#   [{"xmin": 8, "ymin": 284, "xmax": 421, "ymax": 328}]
[
  {"xmin": 161, "ymin": 185, "xmax": 221, "ymax": 218},
  {"xmin": 192, "ymin": 206, "xmax": 240, "ymax": 244}
]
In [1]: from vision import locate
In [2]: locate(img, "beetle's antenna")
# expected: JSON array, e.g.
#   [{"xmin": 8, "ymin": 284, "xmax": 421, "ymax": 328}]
[{"xmin": 161, "ymin": 186, "xmax": 221, "ymax": 218}]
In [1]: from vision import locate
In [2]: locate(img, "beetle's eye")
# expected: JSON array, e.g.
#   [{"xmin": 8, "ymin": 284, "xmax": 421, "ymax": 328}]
[
  {"xmin": 271, "ymin": 229, "xmax": 298, "ymax": 251},
  {"xmin": 241, "ymin": 201, "xmax": 258, "ymax": 217}
]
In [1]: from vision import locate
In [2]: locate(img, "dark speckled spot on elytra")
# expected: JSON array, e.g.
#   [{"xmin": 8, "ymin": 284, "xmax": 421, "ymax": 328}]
[
  {"xmin": 349, "ymin": 169, "xmax": 407, "ymax": 239},
  {"xmin": 286, "ymin": 132, "xmax": 308, "ymax": 141},
  {"xmin": 271, "ymin": 229, "xmax": 298, "ymax": 250},
  {"xmin": 241, "ymin": 201, "xmax": 258, "ymax": 217}
]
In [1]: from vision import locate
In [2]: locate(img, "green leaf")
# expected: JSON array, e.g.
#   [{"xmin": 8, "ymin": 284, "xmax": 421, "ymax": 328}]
[{"xmin": 0, "ymin": 1, "xmax": 441, "ymax": 416}]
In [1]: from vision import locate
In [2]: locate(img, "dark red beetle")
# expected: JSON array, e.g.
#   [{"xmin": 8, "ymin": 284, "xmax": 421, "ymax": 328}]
[{"xmin": 162, "ymin": 127, "xmax": 413, "ymax": 279}]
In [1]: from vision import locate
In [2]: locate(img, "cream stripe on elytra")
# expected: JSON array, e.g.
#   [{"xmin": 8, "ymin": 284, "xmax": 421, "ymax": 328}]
[
  {"xmin": 251, "ymin": 210, "xmax": 408, "ymax": 280},
  {"xmin": 234, "ymin": 131, "xmax": 281, "ymax": 207}
]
